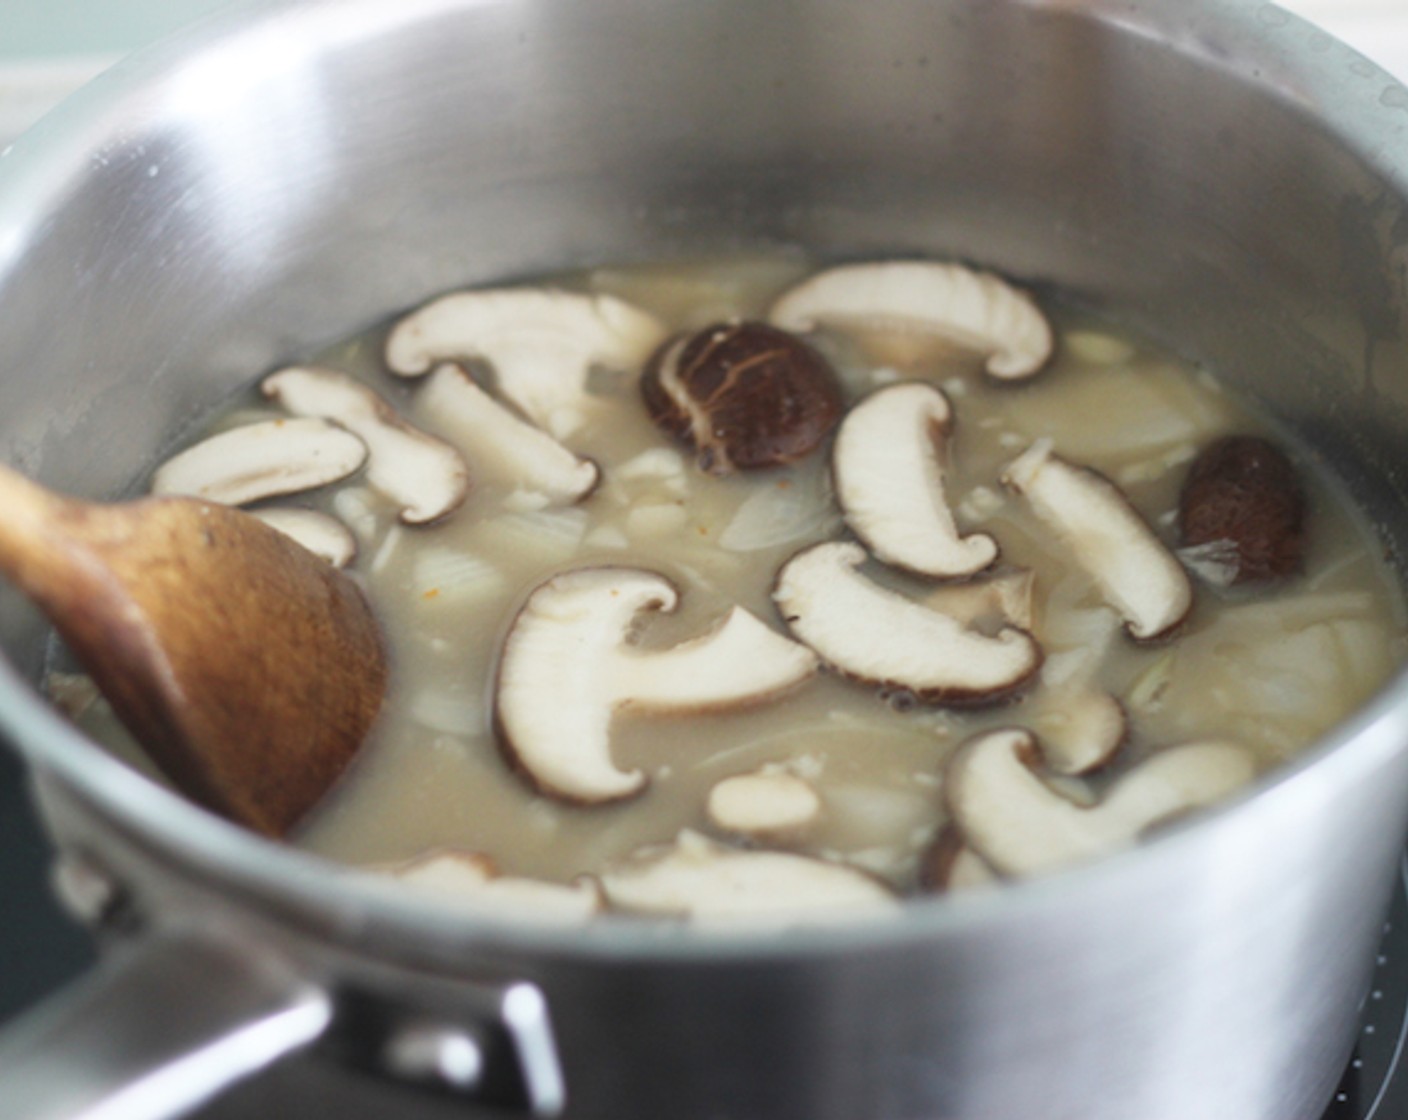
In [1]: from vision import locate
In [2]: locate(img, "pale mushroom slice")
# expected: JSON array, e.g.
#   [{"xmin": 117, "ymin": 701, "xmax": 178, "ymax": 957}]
[
  {"xmin": 772, "ymin": 541, "xmax": 1042, "ymax": 706},
  {"xmin": 601, "ymin": 831, "xmax": 899, "ymax": 927},
  {"xmin": 418, "ymin": 363, "xmax": 599, "ymax": 505},
  {"xmin": 945, "ymin": 728, "xmax": 1257, "ymax": 878},
  {"xmin": 832, "ymin": 382, "xmax": 998, "ymax": 578},
  {"xmin": 921, "ymin": 826, "xmax": 1001, "ymax": 892},
  {"xmin": 150, "ymin": 417, "xmax": 368, "ymax": 507},
  {"xmin": 262, "ymin": 366, "xmax": 470, "ymax": 525},
  {"xmin": 768, "ymin": 260, "xmax": 1053, "ymax": 381},
  {"xmin": 922, "ymin": 568, "xmax": 1035, "ymax": 632},
  {"xmin": 247, "ymin": 508, "xmax": 358, "ymax": 569},
  {"xmin": 385, "ymin": 850, "xmax": 602, "ymax": 924},
  {"xmin": 1001, "ymin": 440, "xmax": 1193, "ymax": 641},
  {"xmin": 495, "ymin": 568, "xmax": 819, "ymax": 805},
  {"xmin": 384, "ymin": 288, "xmax": 668, "ymax": 438},
  {"xmin": 1029, "ymin": 609, "xmax": 1126, "ymax": 775},
  {"xmin": 706, "ymin": 769, "xmax": 822, "ymax": 841},
  {"xmin": 1030, "ymin": 680, "xmax": 1126, "ymax": 776}
]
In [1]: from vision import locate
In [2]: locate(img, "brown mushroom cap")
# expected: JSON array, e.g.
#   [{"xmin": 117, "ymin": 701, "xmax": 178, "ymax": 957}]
[
  {"xmin": 640, "ymin": 321, "xmax": 844, "ymax": 475},
  {"xmin": 1178, "ymin": 435, "xmax": 1305, "ymax": 585}
]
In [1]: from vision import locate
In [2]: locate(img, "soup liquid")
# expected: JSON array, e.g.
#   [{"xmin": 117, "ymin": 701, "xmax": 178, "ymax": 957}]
[{"xmin": 68, "ymin": 255, "xmax": 1408, "ymax": 894}]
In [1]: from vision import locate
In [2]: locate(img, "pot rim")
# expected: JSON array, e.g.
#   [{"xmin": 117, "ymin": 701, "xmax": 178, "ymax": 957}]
[{"xmin": 3, "ymin": 0, "xmax": 1408, "ymax": 964}]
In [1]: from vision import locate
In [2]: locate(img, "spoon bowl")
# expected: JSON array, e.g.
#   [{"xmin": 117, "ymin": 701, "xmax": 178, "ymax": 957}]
[{"xmin": 0, "ymin": 464, "xmax": 387, "ymax": 836}]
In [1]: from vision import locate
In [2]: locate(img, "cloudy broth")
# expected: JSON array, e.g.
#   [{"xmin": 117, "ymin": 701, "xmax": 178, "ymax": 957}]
[{"xmin": 64, "ymin": 254, "xmax": 1408, "ymax": 905}]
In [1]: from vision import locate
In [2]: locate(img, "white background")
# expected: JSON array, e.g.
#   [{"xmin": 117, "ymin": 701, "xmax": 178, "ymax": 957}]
[{"xmin": 1281, "ymin": 0, "xmax": 1408, "ymax": 79}]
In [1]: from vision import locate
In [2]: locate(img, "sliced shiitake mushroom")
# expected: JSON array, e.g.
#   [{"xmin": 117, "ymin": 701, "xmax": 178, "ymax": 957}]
[
  {"xmin": 1030, "ymin": 678, "xmax": 1127, "ymax": 776},
  {"xmin": 384, "ymin": 288, "xmax": 667, "ymax": 437},
  {"xmin": 150, "ymin": 417, "xmax": 368, "ymax": 507},
  {"xmin": 832, "ymin": 382, "xmax": 997, "ymax": 579},
  {"xmin": 1178, "ymin": 435, "xmax": 1305, "ymax": 585},
  {"xmin": 262, "ymin": 366, "xmax": 469, "ymax": 524},
  {"xmin": 1029, "ymin": 608, "xmax": 1127, "ymax": 775},
  {"xmin": 772, "ymin": 541, "xmax": 1042, "ymax": 706},
  {"xmin": 1001, "ymin": 440, "xmax": 1192, "ymax": 641},
  {"xmin": 495, "ymin": 567, "xmax": 818, "ymax": 804},
  {"xmin": 601, "ymin": 830, "xmax": 898, "ymax": 926},
  {"xmin": 706, "ymin": 768, "xmax": 822, "ymax": 841},
  {"xmin": 920, "ymin": 825, "xmax": 1001, "ymax": 892},
  {"xmin": 246, "ymin": 508, "xmax": 358, "ymax": 569},
  {"xmin": 419, "ymin": 363, "xmax": 598, "ymax": 505},
  {"xmin": 921, "ymin": 568, "xmax": 1035, "ymax": 632},
  {"xmin": 768, "ymin": 260, "xmax": 1053, "ymax": 380},
  {"xmin": 640, "ymin": 321, "xmax": 844, "ymax": 475},
  {"xmin": 385, "ymin": 849, "xmax": 602, "ymax": 923},
  {"xmin": 944, "ymin": 727, "xmax": 1256, "ymax": 877}
]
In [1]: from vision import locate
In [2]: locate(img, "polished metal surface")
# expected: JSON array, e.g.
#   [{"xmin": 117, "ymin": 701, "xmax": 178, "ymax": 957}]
[
  {"xmin": 0, "ymin": 924, "xmax": 330, "ymax": 1120},
  {"xmin": 1, "ymin": 1, "xmax": 1408, "ymax": 1117}
]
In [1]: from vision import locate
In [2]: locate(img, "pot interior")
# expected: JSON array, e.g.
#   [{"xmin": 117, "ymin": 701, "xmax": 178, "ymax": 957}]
[{"xmin": 0, "ymin": 0, "xmax": 1407, "ymax": 901}]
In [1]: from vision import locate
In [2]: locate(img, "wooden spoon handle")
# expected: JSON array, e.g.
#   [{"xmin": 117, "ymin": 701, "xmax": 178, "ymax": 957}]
[{"xmin": 0, "ymin": 463, "xmax": 92, "ymax": 604}]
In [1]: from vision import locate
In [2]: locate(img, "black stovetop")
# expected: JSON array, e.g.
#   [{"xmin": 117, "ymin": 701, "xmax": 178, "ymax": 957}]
[{"xmin": 2, "ymin": 743, "xmax": 1405, "ymax": 1120}]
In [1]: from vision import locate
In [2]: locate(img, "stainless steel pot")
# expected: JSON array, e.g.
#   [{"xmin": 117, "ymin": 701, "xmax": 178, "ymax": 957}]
[{"xmin": 0, "ymin": 1, "xmax": 1407, "ymax": 1117}]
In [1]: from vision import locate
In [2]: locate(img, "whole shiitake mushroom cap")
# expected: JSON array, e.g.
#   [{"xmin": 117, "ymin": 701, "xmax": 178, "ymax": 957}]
[
  {"xmin": 1178, "ymin": 435, "xmax": 1305, "ymax": 585},
  {"xmin": 640, "ymin": 321, "xmax": 844, "ymax": 475}
]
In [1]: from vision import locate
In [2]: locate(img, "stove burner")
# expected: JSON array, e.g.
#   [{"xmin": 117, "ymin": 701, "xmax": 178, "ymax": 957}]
[{"xmin": 1323, "ymin": 857, "xmax": 1408, "ymax": 1119}]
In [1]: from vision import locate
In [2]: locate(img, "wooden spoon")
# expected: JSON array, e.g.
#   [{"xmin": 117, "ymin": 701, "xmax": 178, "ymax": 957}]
[{"xmin": 0, "ymin": 464, "xmax": 388, "ymax": 837}]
